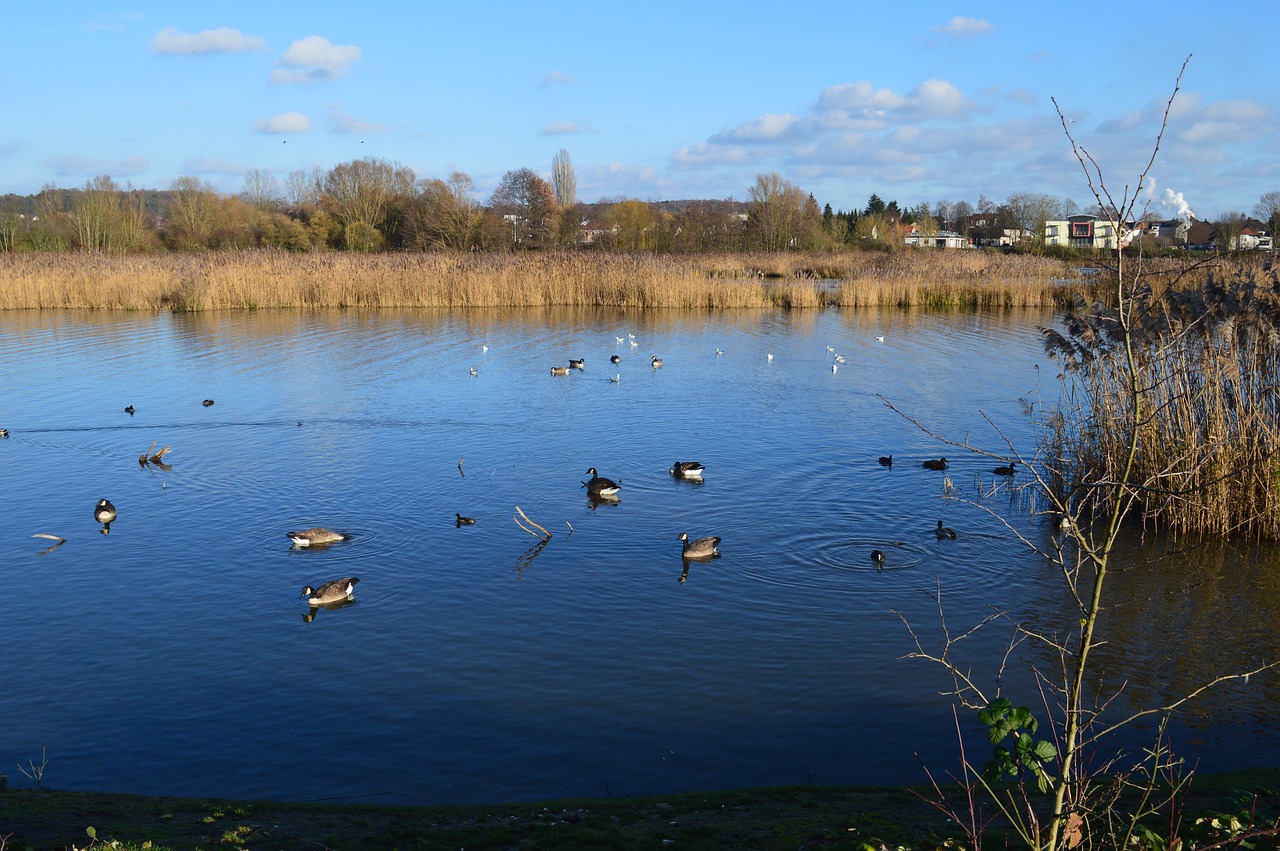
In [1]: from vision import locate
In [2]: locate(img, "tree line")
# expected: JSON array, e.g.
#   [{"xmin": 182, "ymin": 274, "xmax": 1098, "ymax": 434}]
[{"xmin": 1, "ymin": 150, "xmax": 1276, "ymax": 256}]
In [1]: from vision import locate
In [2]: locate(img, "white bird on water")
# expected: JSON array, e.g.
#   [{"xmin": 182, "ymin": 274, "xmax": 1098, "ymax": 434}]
[
  {"xmin": 482, "ymin": 344, "xmax": 489, "ymax": 352},
  {"xmin": 767, "ymin": 353, "xmax": 773, "ymax": 362}
]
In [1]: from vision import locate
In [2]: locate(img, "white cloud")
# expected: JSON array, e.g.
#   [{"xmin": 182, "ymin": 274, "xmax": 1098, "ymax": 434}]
[
  {"xmin": 151, "ymin": 27, "xmax": 266, "ymax": 54},
  {"xmin": 40, "ymin": 155, "xmax": 147, "ymax": 178},
  {"xmin": 270, "ymin": 36, "xmax": 361, "ymax": 85},
  {"xmin": 540, "ymin": 71, "xmax": 577, "ymax": 87},
  {"xmin": 671, "ymin": 142, "xmax": 751, "ymax": 167},
  {"xmin": 931, "ymin": 17, "xmax": 994, "ymax": 39},
  {"xmin": 331, "ymin": 111, "xmax": 387, "ymax": 135},
  {"xmin": 253, "ymin": 112, "xmax": 311, "ymax": 134},
  {"xmin": 710, "ymin": 113, "xmax": 799, "ymax": 143},
  {"xmin": 542, "ymin": 122, "xmax": 581, "ymax": 135}
]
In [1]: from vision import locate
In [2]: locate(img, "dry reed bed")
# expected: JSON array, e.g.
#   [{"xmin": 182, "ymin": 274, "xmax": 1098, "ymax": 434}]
[
  {"xmin": 1044, "ymin": 269, "xmax": 1280, "ymax": 538},
  {"xmin": 0, "ymin": 250, "xmax": 1081, "ymax": 311}
]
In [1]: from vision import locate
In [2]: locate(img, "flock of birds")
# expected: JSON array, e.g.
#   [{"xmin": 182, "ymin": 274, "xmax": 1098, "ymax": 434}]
[{"xmin": 16, "ymin": 327, "xmax": 1026, "ymax": 617}]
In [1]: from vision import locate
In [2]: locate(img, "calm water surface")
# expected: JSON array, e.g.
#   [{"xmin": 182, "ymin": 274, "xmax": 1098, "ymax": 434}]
[{"xmin": 0, "ymin": 306, "xmax": 1276, "ymax": 804}]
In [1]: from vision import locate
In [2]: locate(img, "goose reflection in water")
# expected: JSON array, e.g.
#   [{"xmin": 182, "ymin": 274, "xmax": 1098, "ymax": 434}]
[
  {"xmin": 302, "ymin": 597, "xmax": 357, "ymax": 623},
  {"xmin": 586, "ymin": 491, "xmax": 620, "ymax": 510}
]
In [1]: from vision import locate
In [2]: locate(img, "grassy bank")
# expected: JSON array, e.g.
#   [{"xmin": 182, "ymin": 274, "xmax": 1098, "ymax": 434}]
[
  {"xmin": 0, "ymin": 250, "xmax": 1083, "ymax": 311},
  {"xmin": 4, "ymin": 770, "xmax": 1278, "ymax": 850}
]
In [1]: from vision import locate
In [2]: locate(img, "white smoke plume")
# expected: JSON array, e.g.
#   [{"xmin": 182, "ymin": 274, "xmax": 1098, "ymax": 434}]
[{"xmin": 1162, "ymin": 188, "xmax": 1195, "ymax": 221}]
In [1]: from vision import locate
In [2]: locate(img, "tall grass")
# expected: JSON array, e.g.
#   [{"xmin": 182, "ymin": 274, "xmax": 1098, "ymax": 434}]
[
  {"xmin": 1043, "ymin": 268, "xmax": 1280, "ymax": 538},
  {"xmin": 0, "ymin": 249, "xmax": 1084, "ymax": 311}
]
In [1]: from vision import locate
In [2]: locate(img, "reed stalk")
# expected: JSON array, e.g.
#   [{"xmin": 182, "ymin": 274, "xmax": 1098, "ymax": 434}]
[{"xmin": 0, "ymin": 249, "xmax": 1097, "ymax": 311}]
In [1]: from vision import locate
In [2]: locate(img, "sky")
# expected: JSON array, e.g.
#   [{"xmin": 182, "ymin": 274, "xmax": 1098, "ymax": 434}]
[{"xmin": 1, "ymin": 3, "xmax": 1275, "ymax": 221}]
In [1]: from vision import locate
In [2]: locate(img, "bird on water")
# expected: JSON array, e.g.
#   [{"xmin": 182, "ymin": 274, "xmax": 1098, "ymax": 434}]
[
  {"xmin": 300, "ymin": 576, "xmax": 360, "ymax": 606},
  {"xmin": 287, "ymin": 528, "xmax": 347, "ymax": 547},
  {"xmin": 678, "ymin": 532, "xmax": 721, "ymax": 559}
]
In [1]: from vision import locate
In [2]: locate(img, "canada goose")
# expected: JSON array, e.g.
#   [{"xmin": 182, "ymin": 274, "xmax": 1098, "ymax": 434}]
[
  {"xmin": 679, "ymin": 532, "xmax": 721, "ymax": 559},
  {"xmin": 584, "ymin": 467, "xmax": 620, "ymax": 496},
  {"xmin": 923, "ymin": 457, "xmax": 948, "ymax": 470},
  {"xmin": 455, "ymin": 513, "xmax": 476, "ymax": 526},
  {"xmin": 992, "ymin": 461, "xmax": 1017, "ymax": 476},
  {"xmin": 878, "ymin": 455, "xmax": 893, "ymax": 467},
  {"xmin": 124, "ymin": 405, "xmax": 135, "ymax": 415},
  {"xmin": 94, "ymin": 499, "xmax": 117, "ymax": 533},
  {"xmin": 569, "ymin": 358, "xmax": 585, "ymax": 370},
  {"xmin": 300, "ymin": 576, "xmax": 359, "ymax": 606},
  {"xmin": 935, "ymin": 520, "xmax": 957, "ymax": 540},
  {"xmin": 651, "ymin": 356, "xmax": 663, "ymax": 368},
  {"xmin": 871, "ymin": 549, "xmax": 885, "ymax": 567},
  {"xmin": 669, "ymin": 461, "xmax": 705, "ymax": 478},
  {"xmin": 287, "ymin": 527, "xmax": 347, "ymax": 547},
  {"xmin": 202, "ymin": 399, "xmax": 215, "ymax": 407},
  {"xmin": 469, "ymin": 367, "xmax": 477, "ymax": 376},
  {"xmin": 550, "ymin": 366, "xmax": 570, "ymax": 376},
  {"xmin": 610, "ymin": 354, "xmax": 621, "ymax": 364}
]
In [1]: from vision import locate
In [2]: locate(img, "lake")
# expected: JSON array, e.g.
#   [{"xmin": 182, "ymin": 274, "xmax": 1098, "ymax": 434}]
[{"xmin": 0, "ymin": 306, "xmax": 1276, "ymax": 805}]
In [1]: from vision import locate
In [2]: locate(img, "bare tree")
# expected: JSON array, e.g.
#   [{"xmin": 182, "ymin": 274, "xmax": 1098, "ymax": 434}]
[
  {"xmin": 320, "ymin": 157, "xmax": 416, "ymax": 250},
  {"xmin": 166, "ymin": 176, "xmax": 223, "ymax": 249},
  {"xmin": 490, "ymin": 168, "xmax": 556, "ymax": 248},
  {"xmin": 746, "ymin": 173, "xmax": 817, "ymax": 251},
  {"xmin": 551, "ymin": 148, "xmax": 577, "ymax": 208},
  {"xmin": 1253, "ymin": 190, "xmax": 1280, "ymax": 256},
  {"xmin": 241, "ymin": 169, "xmax": 282, "ymax": 211}
]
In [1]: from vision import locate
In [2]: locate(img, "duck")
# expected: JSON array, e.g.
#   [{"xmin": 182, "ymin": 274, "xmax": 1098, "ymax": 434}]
[
  {"xmin": 94, "ymin": 498, "xmax": 117, "ymax": 530},
  {"xmin": 922, "ymin": 457, "xmax": 948, "ymax": 470},
  {"xmin": 550, "ymin": 365, "xmax": 570, "ymax": 376},
  {"xmin": 1054, "ymin": 514, "xmax": 1072, "ymax": 532},
  {"xmin": 455, "ymin": 513, "xmax": 476, "ymax": 526},
  {"xmin": 651, "ymin": 356, "xmax": 663, "ymax": 368},
  {"xmin": 878, "ymin": 455, "xmax": 893, "ymax": 467},
  {"xmin": 669, "ymin": 461, "xmax": 705, "ymax": 478},
  {"xmin": 569, "ymin": 358, "xmax": 585, "ymax": 370},
  {"xmin": 300, "ymin": 576, "xmax": 360, "ymax": 606},
  {"xmin": 584, "ymin": 467, "xmax": 621, "ymax": 496},
  {"xmin": 935, "ymin": 520, "xmax": 957, "ymax": 540},
  {"xmin": 202, "ymin": 399, "xmax": 215, "ymax": 407},
  {"xmin": 286, "ymin": 527, "xmax": 347, "ymax": 547},
  {"xmin": 469, "ymin": 367, "xmax": 477, "ymax": 376},
  {"xmin": 871, "ymin": 549, "xmax": 886, "ymax": 568},
  {"xmin": 992, "ymin": 461, "xmax": 1017, "ymax": 476},
  {"xmin": 610, "ymin": 354, "xmax": 621, "ymax": 364},
  {"xmin": 679, "ymin": 532, "xmax": 721, "ymax": 559},
  {"xmin": 124, "ymin": 405, "xmax": 135, "ymax": 415}
]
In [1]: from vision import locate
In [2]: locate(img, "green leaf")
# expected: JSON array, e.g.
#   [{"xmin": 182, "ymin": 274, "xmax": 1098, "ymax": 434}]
[
  {"xmin": 1033, "ymin": 739, "xmax": 1058, "ymax": 761},
  {"xmin": 86, "ymin": 826, "xmax": 97, "ymax": 839}
]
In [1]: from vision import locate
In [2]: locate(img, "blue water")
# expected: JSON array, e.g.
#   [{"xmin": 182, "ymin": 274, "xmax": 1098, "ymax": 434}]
[{"xmin": 0, "ymin": 307, "xmax": 1275, "ymax": 804}]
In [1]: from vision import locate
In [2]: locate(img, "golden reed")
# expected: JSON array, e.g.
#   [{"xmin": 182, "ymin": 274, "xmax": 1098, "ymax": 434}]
[{"xmin": 0, "ymin": 249, "xmax": 1085, "ymax": 311}]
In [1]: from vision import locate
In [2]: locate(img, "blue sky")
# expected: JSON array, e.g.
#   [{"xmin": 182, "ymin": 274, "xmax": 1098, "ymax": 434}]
[{"xmin": 2, "ymin": 3, "xmax": 1274, "ymax": 220}]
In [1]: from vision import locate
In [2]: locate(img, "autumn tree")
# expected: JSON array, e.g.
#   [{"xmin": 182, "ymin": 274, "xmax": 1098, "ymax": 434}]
[
  {"xmin": 406, "ymin": 171, "xmax": 481, "ymax": 251},
  {"xmin": 319, "ymin": 157, "xmax": 415, "ymax": 250},
  {"xmin": 747, "ymin": 173, "xmax": 819, "ymax": 252},
  {"xmin": 489, "ymin": 168, "xmax": 556, "ymax": 249},
  {"xmin": 166, "ymin": 176, "xmax": 224, "ymax": 249}
]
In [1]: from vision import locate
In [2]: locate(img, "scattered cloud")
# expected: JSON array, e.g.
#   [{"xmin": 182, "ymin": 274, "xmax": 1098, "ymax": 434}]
[
  {"xmin": 542, "ymin": 122, "xmax": 581, "ymax": 136},
  {"xmin": 83, "ymin": 12, "xmax": 145, "ymax": 32},
  {"xmin": 331, "ymin": 111, "xmax": 388, "ymax": 135},
  {"xmin": 151, "ymin": 27, "xmax": 266, "ymax": 54},
  {"xmin": 540, "ymin": 71, "xmax": 577, "ymax": 87},
  {"xmin": 930, "ymin": 17, "xmax": 994, "ymax": 39},
  {"xmin": 270, "ymin": 35, "xmax": 361, "ymax": 85},
  {"xmin": 253, "ymin": 112, "xmax": 311, "ymax": 134},
  {"xmin": 40, "ymin": 155, "xmax": 147, "ymax": 178},
  {"xmin": 710, "ymin": 113, "xmax": 800, "ymax": 144},
  {"xmin": 182, "ymin": 157, "xmax": 245, "ymax": 175}
]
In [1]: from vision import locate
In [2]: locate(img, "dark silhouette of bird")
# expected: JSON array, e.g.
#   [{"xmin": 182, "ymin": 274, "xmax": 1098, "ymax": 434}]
[
  {"xmin": 923, "ymin": 457, "xmax": 948, "ymax": 470},
  {"xmin": 878, "ymin": 455, "xmax": 893, "ymax": 467},
  {"xmin": 935, "ymin": 520, "xmax": 957, "ymax": 540}
]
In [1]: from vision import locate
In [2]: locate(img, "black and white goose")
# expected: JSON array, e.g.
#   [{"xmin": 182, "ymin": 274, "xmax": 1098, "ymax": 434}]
[
  {"xmin": 287, "ymin": 527, "xmax": 347, "ymax": 547},
  {"xmin": 94, "ymin": 498, "xmax": 117, "ymax": 533},
  {"xmin": 584, "ymin": 467, "xmax": 621, "ymax": 496},
  {"xmin": 669, "ymin": 461, "xmax": 705, "ymax": 478},
  {"xmin": 300, "ymin": 576, "xmax": 360, "ymax": 606},
  {"xmin": 678, "ymin": 532, "xmax": 721, "ymax": 559}
]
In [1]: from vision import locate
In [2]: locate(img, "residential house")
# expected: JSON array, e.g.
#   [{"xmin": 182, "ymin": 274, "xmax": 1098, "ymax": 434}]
[
  {"xmin": 903, "ymin": 225, "xmax": 967, "ymax": 249},
  {"xmin": 1044, "ymin": 214, "xmax": 1130, "ymax": 250}
]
